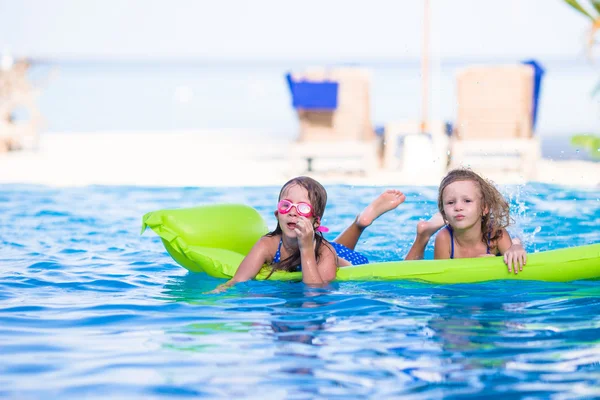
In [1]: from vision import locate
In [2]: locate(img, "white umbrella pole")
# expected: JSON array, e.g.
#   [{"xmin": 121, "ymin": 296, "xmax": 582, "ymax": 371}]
[{"xmin": 420, "ymin": 0, "xmax": 430, "ymax": 134}]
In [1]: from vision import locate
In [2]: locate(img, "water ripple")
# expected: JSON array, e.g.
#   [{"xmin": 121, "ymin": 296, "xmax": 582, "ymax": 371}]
[{"xmin": 0, "ymin": 183, "xmax": 598, "ymax": 398}]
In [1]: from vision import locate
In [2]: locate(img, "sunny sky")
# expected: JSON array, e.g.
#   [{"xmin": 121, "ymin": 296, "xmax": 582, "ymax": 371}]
[{"xmin": 0, "ymin": 0, "xmax": 593, "ymax": 61}]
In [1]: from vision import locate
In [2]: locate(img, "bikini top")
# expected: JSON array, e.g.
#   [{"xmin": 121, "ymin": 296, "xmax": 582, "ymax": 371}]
[
  {"xmin": 272, "ymin": 238, "xmax": 302, "ymax": 271},
  {"xmin": 445, "ymin": 225, "xmax": 500, "ymax": 259},
  {"xmin": 273, "ymin": 238, "xmax": 284, "ymax": 264}
]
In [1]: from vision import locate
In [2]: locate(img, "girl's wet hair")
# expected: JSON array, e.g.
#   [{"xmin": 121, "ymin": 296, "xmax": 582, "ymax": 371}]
[
  {"xmin": 437, "ymin": 168, "xmax": 512, "ymax": 244},
  {"xmin": 266, "ymin": 176, "xmax": 330, "ymax": 278}
]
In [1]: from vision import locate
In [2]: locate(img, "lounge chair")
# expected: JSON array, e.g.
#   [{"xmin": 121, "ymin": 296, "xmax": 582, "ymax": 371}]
[
  {"xmin": 449, "ymin": 63, "xmax": 543, "ymax": 179},
  {"xmin": 286, "ymin": 67, "xmax": 379, "ymax": 175}
]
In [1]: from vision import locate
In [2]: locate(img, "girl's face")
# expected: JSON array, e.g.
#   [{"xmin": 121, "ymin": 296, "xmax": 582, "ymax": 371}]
[
  {"xmin": 277, "ymin": 184, "xmax": 315, "ymax": 237},
  {"xmin": 442, "ymin": 180, "xmax": 486, "ymax": 231}
]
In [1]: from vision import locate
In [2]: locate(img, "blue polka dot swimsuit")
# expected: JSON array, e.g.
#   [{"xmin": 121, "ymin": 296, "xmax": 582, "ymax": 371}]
[
  {"xmin": 330, "ymin": 242, "xmax": 369, "ymax": 266},
  {"xmin": 272, "ymin": 238, "xmax": 369, "ymax": 270}
]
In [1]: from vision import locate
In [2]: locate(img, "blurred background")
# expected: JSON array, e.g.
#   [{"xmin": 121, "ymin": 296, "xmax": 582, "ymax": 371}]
[{"xmin": 1, "ymin": 0, "xmax": 599, "ymax": 164}]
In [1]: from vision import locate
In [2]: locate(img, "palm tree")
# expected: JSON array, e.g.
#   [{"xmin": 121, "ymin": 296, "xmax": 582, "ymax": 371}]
[
  {"xmin": 564, "ymin": 1, "xmax": 600, "ymax": 159},
  {"xmin": 564, "ymin": 1, "xmax": 600, "ymax": 54}
]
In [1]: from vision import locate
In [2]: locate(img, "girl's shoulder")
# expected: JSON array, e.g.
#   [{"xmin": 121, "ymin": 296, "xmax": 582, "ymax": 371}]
[
  {"xmin": 259, "ymin": 234, "xmax": 281, "ymax": 247},
  {"xmin": 317, "ymin": 236, "xmax": 335, "ymax": 249},
  {"xmin": 434, "ymin": 225, "xmax": 451, "ymax": 243},
  {"xmin": 434, "ymin": 225, "xmax": 452, "ymax": 259},
  {"xmin": 488, "ymin": 228, "xmax": 511, "ymax": 253},
  {"xmin": 255, "ymin": 234, "xmax": 281, "ymax": 254},
  {"xmin": 319, "ymin": 238, "xmax": 333, "ymax": 249},
  {"xmin": 487, "ymin": 227, "xmax": 508, "ymax": 244},
  {"xmin": 314, "ymin": 238, "xmax": 337, "ymax": 259},
  {"xmin": 252, "ymin": 234, "xmax": 282, "ymax": 265}
]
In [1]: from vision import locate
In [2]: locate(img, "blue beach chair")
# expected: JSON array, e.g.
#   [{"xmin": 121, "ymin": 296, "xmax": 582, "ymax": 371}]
[
  {"xmin": 285, "ymin": 73, "xmax": 339, "ymax": 111},
  {"xmin": 284, "ymin": 68, "xmax": 379, "ymax": 174}
]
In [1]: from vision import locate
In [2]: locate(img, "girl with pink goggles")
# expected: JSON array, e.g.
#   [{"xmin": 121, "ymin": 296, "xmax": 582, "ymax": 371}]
[{"xmin": 277, "ymin": 199, "xmax": 329, "ymax": 232}]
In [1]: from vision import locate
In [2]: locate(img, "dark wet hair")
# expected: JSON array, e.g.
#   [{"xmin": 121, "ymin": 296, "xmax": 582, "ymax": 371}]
[
  {"xmin": 437, "ymin": 168, "xmax": 512, "ymax": 244},
  {"xmin": 265, "ymin": 176, "xmax": 329, "ymax": 278}
]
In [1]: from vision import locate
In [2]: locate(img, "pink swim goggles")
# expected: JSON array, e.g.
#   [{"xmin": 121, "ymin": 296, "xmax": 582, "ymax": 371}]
[{"xmin": 277, "ymin": 199, "xmax": 329, "ymax": 233}]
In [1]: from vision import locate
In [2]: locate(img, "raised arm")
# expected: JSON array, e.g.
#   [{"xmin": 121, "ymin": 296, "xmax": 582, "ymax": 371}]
[{"xmin": 295, "ymin": 216, "xmax": 337, "ymax": 285}]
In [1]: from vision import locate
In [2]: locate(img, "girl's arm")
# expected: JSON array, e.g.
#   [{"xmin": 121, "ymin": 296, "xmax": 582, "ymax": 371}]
[
  {"xmin": 314, "ymin": 243, "xmax": 338, "ymax": 282},
  {"xmin": 299, "ymin": 245, "xmax": 337, "ymax": 285},
  {"xmin": 434, "ymin": 228, "xmax": 451, "ymax": 259},
  {"xmin": 496, "ymin": 229, "xmax": 527, "ymax": 274},
  {"xmin": 295, "ymin": 217, "xmax": 337, "ymax": 285},
  {"xmin": 233, "ymin": 236, "xmax": 272, "ymax": 282},
  {"xmin": 209, "ymin": 237, "xmax": 270, "ymax": 293}
]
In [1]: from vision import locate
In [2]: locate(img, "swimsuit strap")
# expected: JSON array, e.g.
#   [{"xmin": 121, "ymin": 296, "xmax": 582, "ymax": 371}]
[
  {"xmin": 273, "ymin": 238, "xmax": 283, "ymax": 264},
  {"xmin": 273, "ymin": 237, "xmax": 303, "ymax": 271},
  {"xmin": 487, "ymin": 230, "xmax": 501, "ymax": 256},
  {"xmin": 447, "ymin": 226, "xmax": 498, "ymax": 258},
  {"xmin": 445, "ymin": 225, "xmax": 454, "ymax": 259}
]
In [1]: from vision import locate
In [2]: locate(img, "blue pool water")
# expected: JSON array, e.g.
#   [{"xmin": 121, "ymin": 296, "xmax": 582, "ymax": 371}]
[{"xmin": 1, "ymin": 184, "xmax": 599, "ymax": 398}]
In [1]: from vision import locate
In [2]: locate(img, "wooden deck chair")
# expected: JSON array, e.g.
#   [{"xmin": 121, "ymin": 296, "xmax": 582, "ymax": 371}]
[
  {"xmin": 287, "ymin": 67, "xmax": 379, "ymax": 175},
  {"xmin": 450, "ymin": 64, "xmax": 541, "ymax": 179}
]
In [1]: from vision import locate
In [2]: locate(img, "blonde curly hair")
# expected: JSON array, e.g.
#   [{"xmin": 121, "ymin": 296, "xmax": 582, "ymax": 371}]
[{"xmin": 437, "ymin": 168, "xmax": 512, "ymax": 244}]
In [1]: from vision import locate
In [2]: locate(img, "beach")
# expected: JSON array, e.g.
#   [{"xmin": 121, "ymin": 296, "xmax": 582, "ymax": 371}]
[{"xmin": 1, "ymin": 130, "xmax": 599, "ymax": 188}]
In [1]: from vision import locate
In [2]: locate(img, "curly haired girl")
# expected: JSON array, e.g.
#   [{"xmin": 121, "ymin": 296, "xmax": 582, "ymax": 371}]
[{"xmin": 434, "ymin": 168, "xmax": 527, "ymax": 274}]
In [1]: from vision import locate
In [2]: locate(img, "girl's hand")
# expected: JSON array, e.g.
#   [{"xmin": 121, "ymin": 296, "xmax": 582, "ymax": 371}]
[
  {"xmin": 294, "ymin": 216, "xmax": 315, "ymax": 250},
  {"xmin": 206, "ymin": 279, "xmax": 235, "ymax": 294},
  {"xmin": 504, "ymin": 243, "xmax": 527, "ymax": 274}
]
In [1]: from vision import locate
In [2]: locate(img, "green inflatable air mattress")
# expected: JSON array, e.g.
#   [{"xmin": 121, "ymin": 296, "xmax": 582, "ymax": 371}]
[{"xmin": 142, "ymin": 204, "xmax": 600, "ymax": 283}]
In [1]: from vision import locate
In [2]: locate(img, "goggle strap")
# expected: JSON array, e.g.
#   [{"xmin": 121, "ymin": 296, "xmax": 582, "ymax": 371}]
[{"xmin": 315, "ymin": 216, "xmax": 329, "ymax": 233}]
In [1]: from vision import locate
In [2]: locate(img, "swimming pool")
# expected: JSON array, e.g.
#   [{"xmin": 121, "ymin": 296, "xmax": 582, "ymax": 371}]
[{"xmin": 1, "ymin": 183, "xmax": 599, "ymax": 398}]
